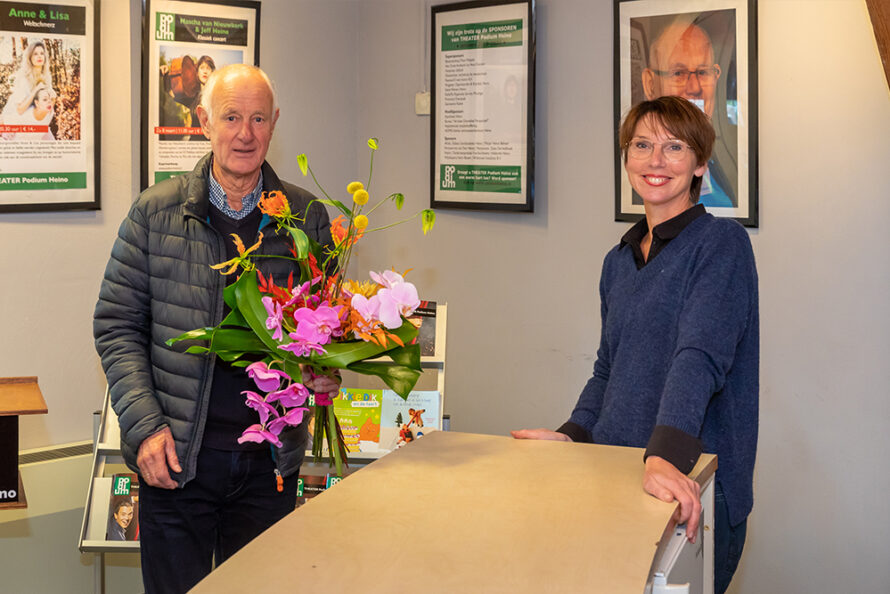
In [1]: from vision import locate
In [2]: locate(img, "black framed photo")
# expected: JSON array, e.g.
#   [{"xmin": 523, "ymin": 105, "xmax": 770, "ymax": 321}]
[
  {"xmin": 431, "ymin": 0, "xmax": 535, "ymax": 212},
  {"xmin": 614, "ymin": 0, "xmax": 758, "ymax": 226},
  {"xmin": 141, "ymin": 0, "xmax": 260, "ymax": 190},
  {"xmin": 0, "ymin": 0, "xmax": 100, "ymax": 213}
]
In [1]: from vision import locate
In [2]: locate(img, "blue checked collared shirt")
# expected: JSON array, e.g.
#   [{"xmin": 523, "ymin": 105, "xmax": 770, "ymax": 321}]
[{"xmin": 207, "ymin": 166, "xmax": 264, "ymax": 220}]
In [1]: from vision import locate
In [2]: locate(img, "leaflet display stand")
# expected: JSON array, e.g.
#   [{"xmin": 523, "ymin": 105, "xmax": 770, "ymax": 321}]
[{"xmin": 0, "ymin": 377, "xmax": 48, "ymax": 510}]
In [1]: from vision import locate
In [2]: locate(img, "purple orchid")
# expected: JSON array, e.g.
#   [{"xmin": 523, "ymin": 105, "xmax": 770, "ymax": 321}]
[
  {"xmin": 262, "ymin": 296, "xmax": 284, "ymax": 340},
  {"xmin": 376, "ymin": 282, "xmax": 421, "ymax": 329},
  {"xmin": 237, "ymin": 424, "xmax": 283, "ymax": 448},
  {"xmin": 267, "ymin": 383, "xmax": 310, "ymax": 408},
  {"xmin": 242, "ymin": 390, "xmax": 278, "ymax": 424},
  {"xmin": 292, "ymin": 305, "xmax": 342, "ymax": 345},
  {"xmin": 370, "ymin": 269, "xmax": 404, "ymax": 289},
  {"xmin": 245, "ymin": 361, "xmax": 291, "ymax": 392},
  {"xmin": 279, "ymin": 338, "xmax": 327, "ymax": 357},
  {"xmin": 268, "ymin": 407, "xmax": 309, "ymax": 434}
]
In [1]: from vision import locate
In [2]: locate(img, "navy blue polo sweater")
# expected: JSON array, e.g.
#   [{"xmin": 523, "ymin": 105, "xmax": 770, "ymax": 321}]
[{"xmin": 565, "ymin": 212, "xmax": 758, "ymax": 527}]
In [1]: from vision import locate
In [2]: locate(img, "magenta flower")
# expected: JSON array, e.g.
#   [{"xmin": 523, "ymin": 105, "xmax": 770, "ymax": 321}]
[
  {"xmin": 292, "ymin": 305, "xmax": 342, "ymax": 345},
  {"xmin": 283, "ymin": 280, "xmax": 313, "ymax": 308},
  {"xmin": 268, "ymin": 407, "xmax": 309, "ymax": 434},
  {"xmin": 267, "ymin": 383, "xmax": 310, "ymax": 408},
  {"xmin": 376, "ymin": 282, "xmax": 420, "ymax": 329},
  {"xmin": 314, "ymin": 392, "xmax": 335, "ymax": 406},
  {"xmin": 245, "ymin": 362, "xmax": 291, "ymax": 392},
  {"xmin": 242, "ymin": 390, "xmax": 278, "ymax": 424},
  {"xmin": 237, "ymin": 424, "xmax": 283, "ymax": 448},
  {"xmin": 280, "ymin": 338, "xmax": 327, "ymax": 357},
  {"xmin": 262, "ymin": 296, "xmax": 284, "ymax": 340},
  {"xmin": 370, "ymin": 269, "xmax": 404, "ymax": 289}
]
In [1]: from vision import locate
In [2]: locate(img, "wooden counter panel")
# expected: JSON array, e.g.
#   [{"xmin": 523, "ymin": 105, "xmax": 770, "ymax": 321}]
[{"xmin": 194, "ymin": 431, "xmax": 715, "ymax": 593}]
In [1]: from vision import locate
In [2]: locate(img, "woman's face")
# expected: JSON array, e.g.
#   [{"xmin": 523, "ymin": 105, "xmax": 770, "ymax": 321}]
[
  {"xmin": 30, "ymin": 46, "xmax": 45, "ymax": 67},
  {"xmin": 624, "ymin": 116, "xmax": 705, "ymax": 211},
  {"xmin": 198, "ymin": 62, "xmax": 213, "ymax": 84}
]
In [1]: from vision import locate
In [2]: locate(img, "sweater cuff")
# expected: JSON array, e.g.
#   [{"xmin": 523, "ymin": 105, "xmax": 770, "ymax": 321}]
[
  {"xmin": 644, "ymin": 425, "xmax": 702, "ymax": 474},
  {"xmin": 556, "ymin": 421, "xmax": 591, "ymax": 443}
]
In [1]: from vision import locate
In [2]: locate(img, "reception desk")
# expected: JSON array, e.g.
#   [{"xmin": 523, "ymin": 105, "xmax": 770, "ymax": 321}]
[{"xmin": 193, "ymin": 431, "xmax": 716, "ymax": 593}]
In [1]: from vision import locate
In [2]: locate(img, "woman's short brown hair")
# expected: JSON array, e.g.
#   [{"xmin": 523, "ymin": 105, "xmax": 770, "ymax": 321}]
[{"xmin": 619, "ymin": 96, "xmax": 716, "ymax": 203}]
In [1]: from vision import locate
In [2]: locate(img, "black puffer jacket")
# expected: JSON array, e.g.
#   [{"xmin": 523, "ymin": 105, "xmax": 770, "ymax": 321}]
[{"xmin": 94, "ymin": 154, "xmax": 333, "ymax": 485}]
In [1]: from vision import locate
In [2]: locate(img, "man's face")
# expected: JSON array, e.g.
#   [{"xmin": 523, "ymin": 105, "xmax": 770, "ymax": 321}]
[
  {"xmin": 644, "ymin": 25, "xmax": 721, "ymax": 118},
  {"xmin": 114, "ymin": 504, "xmax": 134, "ymax": 529},
  {"xmin": 198, "ymin": 71, "xmax": 278, "ymax": 183}
]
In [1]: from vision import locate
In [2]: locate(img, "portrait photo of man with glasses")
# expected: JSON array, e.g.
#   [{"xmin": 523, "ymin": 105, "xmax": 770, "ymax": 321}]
[{"xmin": 629, "ymin": 9, "xmax": 739, "ymax": 208}]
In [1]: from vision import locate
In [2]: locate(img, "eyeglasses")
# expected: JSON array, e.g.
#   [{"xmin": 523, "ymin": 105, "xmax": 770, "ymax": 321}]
[
  {"xmin": 651, "ymin": 67, "xmax": 719, "ymax": 86},
  {"xmin": 625, "ymin": 138, "xmax": 692, "ymax": 162}
]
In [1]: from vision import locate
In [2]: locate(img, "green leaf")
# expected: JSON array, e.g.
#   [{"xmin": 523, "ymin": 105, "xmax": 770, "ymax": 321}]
[
  {"xmin": 232, "ymin": 271, "xmax": 286, "ymax": 353},
  {"xmin": 310, "ymin": 320, "xmax": 419, "ymax": 369},
  {"xmin": 313, "ymin": 198, "xmax": 352, "ymax": 217},
  {"xmin": 286, "ymin": 226, "xmax": 310, "ymax": 260},
  {"xmin": 421, "ymin": 209, "xmax": 436, "ymax": 235},
  {"xmin": 389, "ymin": 193, "xmax": 405, "ymax": 210},
  {"xmin": 367, "ymin": 137, "xmax": 379, "ymax": 150},
  {"xmin": 347, "ymin": 360, "xmax": 422, "ymax": 399},
  {"xmin": 166, "ymin": 327, "xmax": 215, "ymax": 346},
  {"xmin": 297, "ymin": 154, "xmax": 308, "ymax": 176},
  {"xmin": 220, "ymin": 308, "xmax": 249, "ymax": 328}
]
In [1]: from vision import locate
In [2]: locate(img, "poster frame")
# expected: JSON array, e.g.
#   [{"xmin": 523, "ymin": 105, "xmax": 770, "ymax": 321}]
[
  {"xmin": 614, "ymin": 0, "xmax": 758, "ymax": 227},
  {"xmin": 141, "ymin": 0, "xmax": 260, "ymax": 191},
  {"xmin": 430, "ymin": 0, "xmax": 535, "ymax": 213},
  {"xmin": 0, "ymin": 0, "xmax": 100, "ymax": 213}
]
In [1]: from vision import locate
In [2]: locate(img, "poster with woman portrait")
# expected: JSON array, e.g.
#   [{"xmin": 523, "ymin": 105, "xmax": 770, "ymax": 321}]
[
  {"xmin": 142, "ymin": 0, "xmax": 259, "ymax": 189},
  {"xmin": 614, "ymin": 0, "xmax": 758, "ymax": 226},
  {"xmin": 0, "ymin": 0, "xmax": 98, "ymax": 212}
]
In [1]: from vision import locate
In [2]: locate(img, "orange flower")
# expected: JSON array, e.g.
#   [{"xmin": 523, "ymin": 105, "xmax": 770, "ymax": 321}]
[
  {"xmin": 210, "ymin": 232, "xmax": 263, "ymax": 275},
  {"xmin": 330, "ymin": 215, "xmax": 364, "ymax": 248},
  {"xmin": 259, "ymin": 191, "xmax": 290, "ymax": 217}
]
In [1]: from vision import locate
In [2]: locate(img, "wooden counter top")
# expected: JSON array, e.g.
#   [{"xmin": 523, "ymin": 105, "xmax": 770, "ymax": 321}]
[{"xmin": 193, "ymin": 431, "xmax": 716, "ymax": 593}]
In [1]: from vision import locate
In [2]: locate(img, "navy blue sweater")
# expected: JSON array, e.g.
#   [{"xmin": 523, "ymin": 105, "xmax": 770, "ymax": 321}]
[{"xmin": 566, "ymin": 213, "xmax": 758, "ymax": 527}]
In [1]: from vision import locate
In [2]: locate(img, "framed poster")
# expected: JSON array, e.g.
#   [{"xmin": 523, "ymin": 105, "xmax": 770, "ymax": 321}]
[
  {"xmin": 0, "ymin": 0, "xmax": 99, "ymax": 213},
  {"xmin": 431, "ymin": 0, "xmax": 535, "ymax": 212},
  {"xmin": 614, "ymin": 0, "xmax": 758, "ymax": 227},
  {"xmin": 142, "ymin": 0, "xmax": 259, "ymax": 190}
]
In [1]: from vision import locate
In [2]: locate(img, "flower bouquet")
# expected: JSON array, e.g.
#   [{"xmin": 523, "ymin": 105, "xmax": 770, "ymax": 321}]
[{"xmin": 167, "ymin": 138, "xmax": 435, "ymax": 477}]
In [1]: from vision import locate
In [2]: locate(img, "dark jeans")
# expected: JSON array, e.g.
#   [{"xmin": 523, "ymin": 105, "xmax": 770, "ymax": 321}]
[
  {"xmin": 138, "ymin": 446, "xmax": 298, "ymax": 594},
  {"xmin": 714, "ymin": 482, "xmax": 748, "ymax": 594}
]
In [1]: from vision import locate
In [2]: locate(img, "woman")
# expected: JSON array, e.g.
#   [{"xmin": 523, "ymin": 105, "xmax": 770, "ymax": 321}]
[
  {"xmin": 189, "ymin": 55, "xmax": 216, "ymax": 132},
  {"xmin": 513, "ymin": 96, "xmax": 758, "ymax": 594},
  {"xmin": 1, "ymin": 40, "xmax": 56, "ymax": 121}
]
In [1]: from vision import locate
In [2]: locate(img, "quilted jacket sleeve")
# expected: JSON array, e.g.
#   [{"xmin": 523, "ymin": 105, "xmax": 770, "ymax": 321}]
[{"xmin": 94, "ymin": 200, "xmax": 167, "ymax": 454}]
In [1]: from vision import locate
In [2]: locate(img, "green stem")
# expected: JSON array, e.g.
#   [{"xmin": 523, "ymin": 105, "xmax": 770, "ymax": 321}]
[
  {"xmin": 363, "ymin": 212, "xmax": 421, "ymax": 233},
  {"xmin": 366, "ymin": 147, "xmax": 375, "ymax": 191},
  {"xmin": 306, "ymin": 165, "xmax": 334, "ymax": 202}
]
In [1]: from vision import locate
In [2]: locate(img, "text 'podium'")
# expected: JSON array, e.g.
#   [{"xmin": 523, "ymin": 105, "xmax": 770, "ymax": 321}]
[{"xmin": 0, "ymin": 377, "xmax": 48, "ymax": 509}]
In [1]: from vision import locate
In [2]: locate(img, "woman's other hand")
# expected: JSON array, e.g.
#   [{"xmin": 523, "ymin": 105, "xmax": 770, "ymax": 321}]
[
  {"xmin": 510, "ymin": 428, "xmax": 572, "ymax": 441},
  {"xmin": 643, "ymin": 455, "xmax": 702, "ymax": 543}
]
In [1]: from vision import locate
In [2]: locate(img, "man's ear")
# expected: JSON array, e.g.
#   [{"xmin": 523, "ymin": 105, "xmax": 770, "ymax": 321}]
[
  {"xmin": 642, "ymin": 68, "xmax": 658, "ymax": 100},
  {"xmin": 271, "ymin": 108, "xmax": 280, "ymax": 131},
  {"xmin": 196, "ymin": 105, "xmax": 212, "ymax": 139}
]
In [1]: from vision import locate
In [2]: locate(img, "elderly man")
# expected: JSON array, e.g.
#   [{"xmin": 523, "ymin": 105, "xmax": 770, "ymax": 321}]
[
  {"xmin": 94, "ymin": 64, "xmax": 337, "ymax": 593},
  {"xmin": 641, "ymin": 22, "xmax": 736, "ymax": 207}
]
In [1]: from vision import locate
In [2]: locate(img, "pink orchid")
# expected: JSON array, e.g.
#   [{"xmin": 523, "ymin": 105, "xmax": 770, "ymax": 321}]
[
  {"xmin": 314, "ymin": 392, "xmax": 335, "ymax": 406},
  {"xmin": 262, "ymin": 296, "xmax": 284, "ymax": 340},
  {"xmin": 376, "ymin": 282, "xmax": 420, "ymax": 329},
  {"xmin": 268, "ymin": 407, "xmax": 309, "ymax": 434},
  {"xmin": 237, "ymin": 424, "xmax": 283, "ymax": 448},
  {"xmin": 280, "ymin": 338, "xmax": 327, "ymax": 357},
  {"xmin": 245, "ymin": 362, "xmax": 291, "ymax": 392},
  {"xmin": 283, "ymin": 279, "xmax": 316, "ymax": 308},
  {"xmin": 370, "ymin": 269, "xmax": 404, "ymax": 289},
  {"xmin": 267, "ymin": 383, "xmax": 310, "ymax": 408},
  {"xmin": 292, "ymin": 305, "xmax": 342, "ymax": 345},
  {"xmin": 242, "ymin": 390, "xmax": 278, "ymax": 424}
]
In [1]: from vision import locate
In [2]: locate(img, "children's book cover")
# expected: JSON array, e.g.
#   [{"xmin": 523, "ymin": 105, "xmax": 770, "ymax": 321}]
[
  {"xmin": 333, "ymin": 388, "xmax": 383, "ymax": 453},
  {"xmin": 379, "ymin": 390, "xmax": 441, "ymax": 451}
]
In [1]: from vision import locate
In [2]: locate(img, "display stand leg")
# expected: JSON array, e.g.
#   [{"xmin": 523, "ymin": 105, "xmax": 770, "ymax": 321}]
[{"xmin": 94, "ymin": 552, "xmax": 105, "ymax": 594}]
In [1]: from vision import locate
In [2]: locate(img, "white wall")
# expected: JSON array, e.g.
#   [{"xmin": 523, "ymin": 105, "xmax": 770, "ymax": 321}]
[{"xmin": 0, "ymin": 0, "xmax": 887, "ymax": 592}]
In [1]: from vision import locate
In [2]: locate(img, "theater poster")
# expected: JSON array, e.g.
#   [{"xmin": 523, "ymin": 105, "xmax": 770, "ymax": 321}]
[
  {"xmin": 431, "ymin": 0, "xmax": 535, "ymax": 212},
  {"xmin": 142, "ymin": 0, "xmax": 259, "ymax": 189},
  {"xmin": 0, "ymin": 0, "xmax": 98, "ymax": 213}
]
